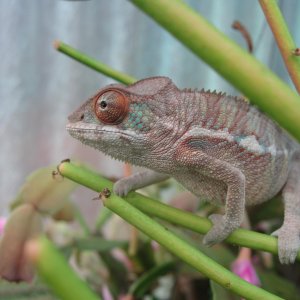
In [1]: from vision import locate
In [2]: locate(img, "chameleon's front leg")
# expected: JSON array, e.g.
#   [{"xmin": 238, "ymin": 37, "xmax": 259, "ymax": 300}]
[
  {"xmin": 202, "ymin": 162, "xmax": 246, "ymax": 246},
  {"xmin": 113, "ymin": 169, "xmax": 170, "ymax": 197},
  {"xmin": 175, "ymin": 146, "xmax": 246, "ymax": 246}
]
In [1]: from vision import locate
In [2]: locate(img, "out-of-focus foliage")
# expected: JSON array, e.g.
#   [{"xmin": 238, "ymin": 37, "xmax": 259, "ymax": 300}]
[{"xmin": 0, "ymin": 166, "xmax": 77, "ymax": 282}]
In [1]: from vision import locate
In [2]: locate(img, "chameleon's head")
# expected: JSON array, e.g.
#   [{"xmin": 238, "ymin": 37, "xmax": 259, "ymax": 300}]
[{"xmin": 67, "ymin": 76, "xmax": 180, "ymax": 164}]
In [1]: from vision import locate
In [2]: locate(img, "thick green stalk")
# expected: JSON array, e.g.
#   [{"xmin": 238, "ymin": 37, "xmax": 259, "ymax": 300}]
[
  {"xmin": 58, "ymin": 162, "xmax": 300, "ymax": 262},
  {"xmin": 259, "ymin": 0, "xmax": 300, "ymax": 93},
  {"xmin": 99, "ymin": 183, "xmax": 281, "ymax": 299},
  {"xmin": 54, "ymin": 41, "xmax": 136, "ymax": 85},
  {"xmin": 130, "ymin": 0, "xmax": 300, "ymax": 142},
  {"xmin": 26, "ymin": 236, "xmax": 101, "ymax": 300}
]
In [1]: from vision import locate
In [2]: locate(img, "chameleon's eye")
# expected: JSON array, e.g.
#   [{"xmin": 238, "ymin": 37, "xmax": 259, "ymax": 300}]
[{"xmin": 94, "ymin": 90, "xmax": 129, "ymax": 124}]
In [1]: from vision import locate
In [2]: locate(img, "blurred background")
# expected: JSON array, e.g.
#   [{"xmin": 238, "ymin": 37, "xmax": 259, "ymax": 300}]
[{"xmin": 1, "ymin": 0, "xmax": 300, "ymax": 216}]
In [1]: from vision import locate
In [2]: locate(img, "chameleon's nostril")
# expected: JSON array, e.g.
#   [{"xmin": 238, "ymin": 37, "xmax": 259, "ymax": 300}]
[{"xmin": 80, "ymin": 113, "xmax": 84, "ymax": 121}]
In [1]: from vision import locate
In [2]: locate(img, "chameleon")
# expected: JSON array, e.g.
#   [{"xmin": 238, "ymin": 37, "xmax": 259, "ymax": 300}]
[{"xmin": 67, "ymin": 76, "xmax": 300, "ymax": 264}]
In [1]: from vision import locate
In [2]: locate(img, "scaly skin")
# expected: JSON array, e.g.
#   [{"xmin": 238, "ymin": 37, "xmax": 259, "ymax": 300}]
[{"xmin": 67, "ymin": 76, "xmax": 300, "ymax": 264}]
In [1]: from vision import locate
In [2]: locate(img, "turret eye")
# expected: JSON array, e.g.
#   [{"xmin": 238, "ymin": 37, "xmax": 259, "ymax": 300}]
[
  {"xmin": 94, "ymin": 90, "xmax": 129, "ymax": 124},
  {"xmin": 100, "ymin": 100, "xmax": 107, "ymax": 109}
]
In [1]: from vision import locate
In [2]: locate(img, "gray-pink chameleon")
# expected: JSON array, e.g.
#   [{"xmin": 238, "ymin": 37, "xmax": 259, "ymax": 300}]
[{"xmin": 67, "ymin": 76, "xmax": 300, "ymax": 264}]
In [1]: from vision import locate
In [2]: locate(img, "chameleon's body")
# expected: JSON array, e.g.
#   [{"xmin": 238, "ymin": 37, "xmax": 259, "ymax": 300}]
[{"xmin": 67, "ymin": 77, "xmax": 300, "ymax": 264}]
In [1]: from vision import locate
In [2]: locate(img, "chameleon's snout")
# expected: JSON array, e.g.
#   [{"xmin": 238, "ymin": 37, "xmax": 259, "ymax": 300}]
[{"xmin": 67, "ymin": 110, "xmax": 84, "ymax": 123}]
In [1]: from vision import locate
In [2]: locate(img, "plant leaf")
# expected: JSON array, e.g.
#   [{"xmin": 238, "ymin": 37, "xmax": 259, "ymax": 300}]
[
  {"xmin": 129, "ymin": 261, "xmax": 176, "ymax": 297},
  {"xmin": 72, "ymin": 237, "xmax": 127, "ymax": 252}
]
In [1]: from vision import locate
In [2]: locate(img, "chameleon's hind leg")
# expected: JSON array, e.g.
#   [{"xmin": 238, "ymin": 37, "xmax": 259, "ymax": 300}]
[{"xmin": 272, "ymin": 154, "xmax": 300, "ymax": 264}]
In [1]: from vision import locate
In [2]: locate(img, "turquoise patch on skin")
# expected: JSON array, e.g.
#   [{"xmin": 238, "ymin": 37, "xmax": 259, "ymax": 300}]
[
  {"xmin": 234, "ymin": 134, "xmax": 247, "ymax": 143},
  {"xmin": 123, "ymin": 103, "xmax": 152, "ymax": 131}
]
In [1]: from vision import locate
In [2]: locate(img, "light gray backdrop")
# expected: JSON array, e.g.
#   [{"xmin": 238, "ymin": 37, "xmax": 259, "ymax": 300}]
[{"xmin": 1, "ymin": 0, "xmax": 299, "ymax": 216}]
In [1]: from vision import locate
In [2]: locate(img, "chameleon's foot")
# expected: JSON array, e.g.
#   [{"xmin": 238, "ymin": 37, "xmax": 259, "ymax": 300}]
[
  {"xmin": 113, "ymin": 178, "xmax": 133, "ymax": 197},
  {"xmin": 272, "ymin": 222, "xmax": 300, "ymax": 264},
  {"xmin": 203, "ymin": 214, "xmax": 238, "ymax": 246}
]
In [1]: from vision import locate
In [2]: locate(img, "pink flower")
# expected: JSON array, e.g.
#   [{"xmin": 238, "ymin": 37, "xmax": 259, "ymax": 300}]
[
  {"xmin": 231, "ymin": 248, "xmax": 260, "ymax": 286},
  {"xmin": 102, "ymin": 285, "xmax": 113, "ymax": 300},
  {"xmin": 0, "ymin": 217, "xmax": 7, "ymax": 235},
  {"xmin": 232, "ymin": 259, "xmax": 260, "ymax": 286}
]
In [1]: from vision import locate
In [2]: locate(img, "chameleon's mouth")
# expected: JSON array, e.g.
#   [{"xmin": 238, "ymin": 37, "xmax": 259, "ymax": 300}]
[
  {"xmin": 66, "ymin": 122, "xmax": 97, "ymax": 138},
  {"xmin": 66, "ymin": 122, "xmax": 134, "ymax": 139}
]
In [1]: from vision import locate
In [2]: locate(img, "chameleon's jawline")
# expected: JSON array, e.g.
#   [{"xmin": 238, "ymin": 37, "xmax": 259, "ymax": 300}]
[{"xmin": 66, "ymin": 122, "xmax": 134, "ymax": 139}]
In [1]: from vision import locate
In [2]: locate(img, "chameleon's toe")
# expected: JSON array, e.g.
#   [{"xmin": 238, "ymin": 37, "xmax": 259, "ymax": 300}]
[
  {"xmin": 203, "ymin": 214, "xmax": 233, "ymax": 246},
  {"xmin": 208, "ymin": 213, "xmax": 224, "ymax": 224},
  {"xmin": 272, "ymin": 224, "xmax": 300, "ymax": 264},
  {"xmin": 113, "ymin": 179, "xmax": 132, "ymax": 197}
]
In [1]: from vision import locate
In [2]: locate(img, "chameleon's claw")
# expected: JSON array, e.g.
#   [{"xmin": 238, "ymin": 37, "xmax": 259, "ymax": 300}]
[
  {"xmin": 113, "ymin": 178, "xmax": 132, "ymax": 197},
  {"xmin": 203, "ymin": 214, "xmax": 236, "ymax": 246},
  {"xmin": 272, "ymin": 223, "xmax": 300, "ymax": 264}
]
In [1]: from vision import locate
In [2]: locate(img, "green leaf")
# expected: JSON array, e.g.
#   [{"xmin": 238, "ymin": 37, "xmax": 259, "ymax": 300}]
[
  {"xmin": 129, "ymin": 261, "xmax": 176, "ymax": 297},
  {"xmin": 72, "ymin": 237, "xmax": 127, "ymax": 252},
  {"xmin": 0, "ymin": 281, "xmax": 56, "ymax": 300},
  {"xmin": 258, "ymin": 270, "xmax": 300, "ymax": 300},
  {"xmin": 95, "ymin": 207, "xmax": 113, "ymax": 231}
]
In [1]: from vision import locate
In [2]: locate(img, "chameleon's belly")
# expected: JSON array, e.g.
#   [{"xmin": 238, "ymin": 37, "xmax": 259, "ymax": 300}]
[
  {"xmin": 173, "ymin": 172, "xmax": 227, "ymax": 206},
  {"xmin": 173, "ymin": 151, "xmax": 290, "ymax": 206}
]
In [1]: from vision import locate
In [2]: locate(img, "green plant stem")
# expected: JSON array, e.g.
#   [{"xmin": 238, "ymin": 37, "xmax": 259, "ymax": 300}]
[
  {"xmin": 27, "ymin": 236, "xmax": 101, "ymax": 300},
  {"xmin": 259, "ymin": 0, "xmax": 300, "ymax": 94},
  {"xmin": 101, "ymin": 183, "xmax": 281, "ymax": 299},
  {"xmin": 54, "ymin": 41, "xmax": 136, "ymax": 85},
  {"xmin": 130, "ymin": 0, "xmax": 300, "ymax": 142},
  {"xmin": 58, "ymin": 162, "xmax": 300, "ymax": 262}
]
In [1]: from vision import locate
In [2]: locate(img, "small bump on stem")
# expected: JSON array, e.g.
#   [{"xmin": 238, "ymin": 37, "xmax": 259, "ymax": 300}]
[
  {"xmin": 292, "ymin": 48, "xmax": 300, "ymax": 56},
  {"xmin": 99, "ymin": 188, "xmax": 111, "ymax": 202}
]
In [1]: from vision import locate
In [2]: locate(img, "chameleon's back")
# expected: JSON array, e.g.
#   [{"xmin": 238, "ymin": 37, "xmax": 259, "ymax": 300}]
[
  {"xmin": 185, "ymin": 89, "xmax": 295, "ymax": 149},
  {"xmin": 181, "ymin": 90, "xmax": 299, "ymax": 205}
]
